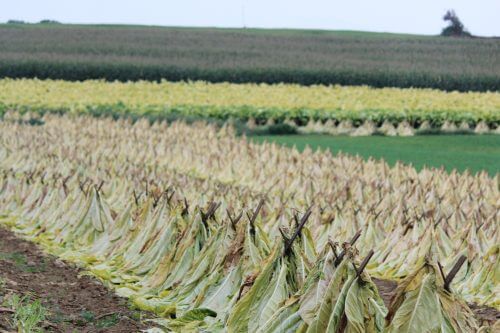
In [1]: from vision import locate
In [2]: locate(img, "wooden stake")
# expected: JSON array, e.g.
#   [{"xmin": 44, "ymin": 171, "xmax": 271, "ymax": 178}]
[
  {"xmin": 228, "ymin": 210, "xmax": 243, "ymax": 230},
  {"xmin": 328, "ymin": 239, "xmax": 338, "ymax": 261},
  {"xmin": 356, "ymin": 250, "xmax": 374, "ymax": 277},
  {"xmin": 133, "ymin": 190, "xmax": 141, "ymax": 206},
  {"xmin": 283, "ymin": 205, "xmax": 313, "ymax": 256},
  {"xmin": 181, "ymin": 198, "xmax": 189, "ymax": 216},
  {"xmin": 444, "ymin": 255, "xmax": 467, "ymax": 292},
  {"xmin": 334, "ymin": 230, "xmax": 362, "ymax": 267},
  {"xmin": 247, "ymin": 199, "xmax": 265, "ymax": 237}
]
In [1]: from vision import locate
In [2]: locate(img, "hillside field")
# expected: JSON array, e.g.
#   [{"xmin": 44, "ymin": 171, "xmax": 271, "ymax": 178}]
[{"xmin": 0, "ymin": 23, "xmax": 499, "ymax": 91}]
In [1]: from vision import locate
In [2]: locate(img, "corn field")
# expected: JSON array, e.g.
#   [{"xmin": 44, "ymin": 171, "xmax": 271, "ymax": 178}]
[{"xmin": 1, "ymin": 24, "xmax": 499, "ymax": 91}]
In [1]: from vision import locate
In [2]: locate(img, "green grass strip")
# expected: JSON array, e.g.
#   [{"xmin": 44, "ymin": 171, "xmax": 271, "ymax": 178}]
[{"xmin": 252, "ymin": 134, "xmax": 500, "ymax": 175}]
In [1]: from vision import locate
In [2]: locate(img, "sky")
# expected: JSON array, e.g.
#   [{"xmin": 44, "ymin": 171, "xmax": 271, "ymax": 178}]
[{"xmin": 2, "ymin": 0, "xmax": 499, "ymax": 36}]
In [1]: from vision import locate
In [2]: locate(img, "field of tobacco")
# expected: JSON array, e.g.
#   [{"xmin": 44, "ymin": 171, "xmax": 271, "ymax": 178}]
[
  {"xmin": 1, "ymin": 79, "xmax": 499, "ymax": 135},
  {"xmin": 0, "ymin": 114, "xmax": 498, "ymax": 332}
]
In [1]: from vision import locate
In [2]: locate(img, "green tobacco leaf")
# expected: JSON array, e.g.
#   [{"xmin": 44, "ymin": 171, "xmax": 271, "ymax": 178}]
[
  {"xmin": 172, "ymin": 308, "xmax": 217, "ymax": 324},
  {"xmin": 256, "ymin": 302, "xmax": 302, "ymax": 333},
  {"xmin": 251, "ymin": 260, "xmax": 289, "ymax": 331},
  {"xmin": 304, "ymin": 260, "xmax": 352, "ymax": 333},
  {"xmin": 200, "ymin": 266, "xmax": 241, "ymax": 312},
  {"xmin": 226, "ymin": 247, "xmax": 278, "ymax": 333},
  {"xmin": 325, "ymin": 274, "xmax": 355, "ymax": 333},
  {"xmin": 386, "ymin": 274, "xmax": 443, "ymax": 333},
  {"xmin": 344, "ymin": 277, "xmax": 387, "ymax": 333}
]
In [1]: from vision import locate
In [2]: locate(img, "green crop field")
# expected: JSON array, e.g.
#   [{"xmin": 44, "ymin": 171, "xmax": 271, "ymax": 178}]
[
  {"xmin": 0, "ymin": 23, "xmax": 499, "ymax": 91},
  {"xmin": 252, "ymin": 134, "xmax": 500, "ymax": 175}
]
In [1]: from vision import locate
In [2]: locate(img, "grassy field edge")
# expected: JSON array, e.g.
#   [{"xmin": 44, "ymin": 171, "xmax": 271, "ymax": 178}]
[{"xmin": 251, "ymin": 134, "xmax": 500, "ymax": 176}]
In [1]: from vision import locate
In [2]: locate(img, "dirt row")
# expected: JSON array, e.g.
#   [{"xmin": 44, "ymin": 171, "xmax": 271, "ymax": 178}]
[{"xmin": 0, "ymin": 227, "xmax": 149, "ymax": 332}]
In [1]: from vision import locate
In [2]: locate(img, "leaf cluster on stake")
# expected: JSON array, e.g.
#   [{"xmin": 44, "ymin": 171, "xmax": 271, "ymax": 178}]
[
  {"xmin": 386, "ymin": 255, "xmax": 479, "ymax": 333},
  {"xmin": 296, "ymin": 240, "xmax": 386, "ymax": 333}
]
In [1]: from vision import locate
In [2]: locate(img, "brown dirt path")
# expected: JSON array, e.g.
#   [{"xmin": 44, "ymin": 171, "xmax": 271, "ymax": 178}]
[{"xmin": 0, "ymin": 227, "xmax": 151, "ymax": 332}]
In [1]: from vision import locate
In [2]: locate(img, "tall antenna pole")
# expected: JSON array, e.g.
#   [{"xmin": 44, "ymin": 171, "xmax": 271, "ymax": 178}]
[{"xmin": 241, "ymin": 1, "xmax": 246, "ymax": 28}]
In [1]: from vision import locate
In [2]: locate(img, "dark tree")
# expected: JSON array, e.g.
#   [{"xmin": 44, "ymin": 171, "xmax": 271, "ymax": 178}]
[
  {"xmin": 39, "ymin": 20, "xmax": 61, "ymax": 24},
  {"xmin": 7, "ymin": 20, "xmax": 26, "ymax": 24},
  {"xmin": 441, "ymin": 10, "xmax": 471, "ymax": 37}
]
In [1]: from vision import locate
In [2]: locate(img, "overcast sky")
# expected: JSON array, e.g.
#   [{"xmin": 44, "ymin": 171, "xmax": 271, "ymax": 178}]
[{"xmin": 2, "ymin": 0, "xmax": 499, "ymax": 36}]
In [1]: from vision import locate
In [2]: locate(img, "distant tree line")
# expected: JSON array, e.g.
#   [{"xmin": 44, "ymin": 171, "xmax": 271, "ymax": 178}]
[
  {"xmin": 7, "ymin": 20, "xmax": 26, "ymax": 24},
  {"xmin": 7, "ymin": 19, "xmax": 60, "ymax": 24}
]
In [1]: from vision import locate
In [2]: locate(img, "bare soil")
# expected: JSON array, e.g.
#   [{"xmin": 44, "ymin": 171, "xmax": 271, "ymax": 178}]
[{"xmin": 0, "ymin": 227, "xmax": 150, "ymax": 332}]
